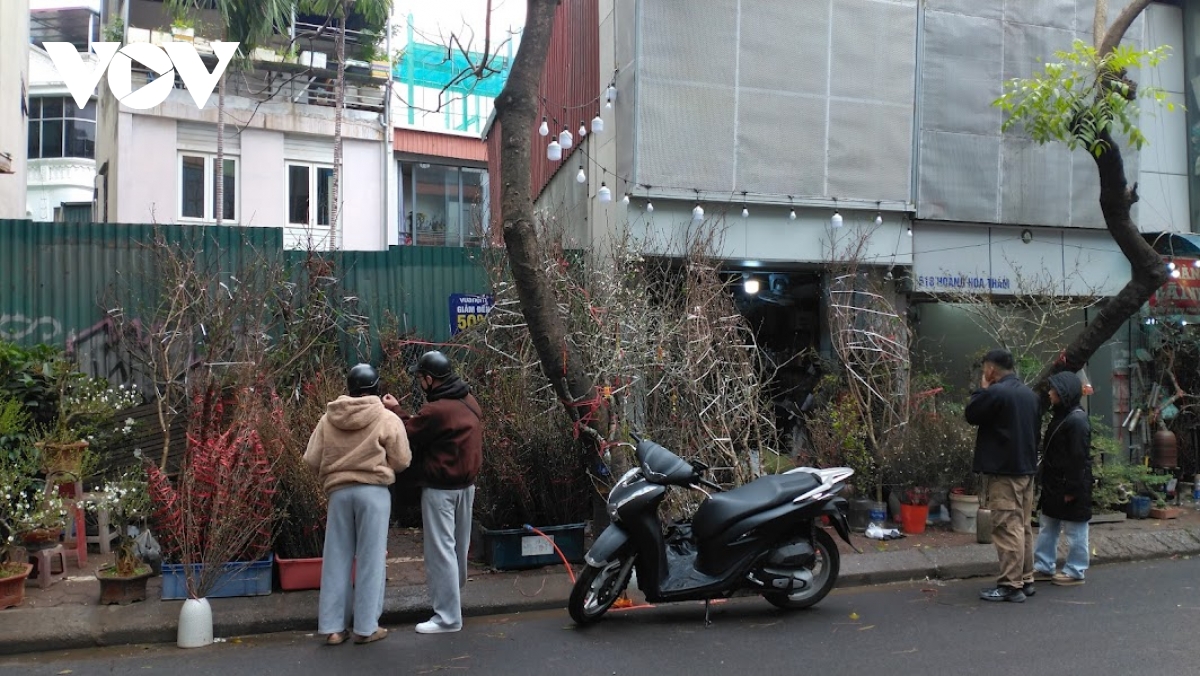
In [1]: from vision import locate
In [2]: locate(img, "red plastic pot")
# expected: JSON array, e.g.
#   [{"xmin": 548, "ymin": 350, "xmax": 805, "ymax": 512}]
[{"xmin": 899, "ymin": 502, "xmax": 929, "ymax": 535}]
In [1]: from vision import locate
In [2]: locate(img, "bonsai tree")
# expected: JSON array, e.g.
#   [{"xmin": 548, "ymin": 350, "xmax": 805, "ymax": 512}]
[{"xmin": 85, "ymin": 466, "xmax": 152, "ymax": 578}]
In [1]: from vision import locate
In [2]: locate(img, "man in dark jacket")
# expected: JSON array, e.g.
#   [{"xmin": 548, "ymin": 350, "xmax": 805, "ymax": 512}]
[
  {"xmin": 1033, "ymin": 371, "xmax": 1092, "ymax": 586},
  {"xmin": 383, "ymin": 350, "xmax": 482, "ymax": 634},
  {"xmin": 965, "ymin": 349, "xmax": 1041, "ymax": 603}
]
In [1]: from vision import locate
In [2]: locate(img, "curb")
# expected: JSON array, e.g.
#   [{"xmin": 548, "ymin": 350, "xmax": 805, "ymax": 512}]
[{"xmin": 3, "ymin": 528, "xmax": 1199, "ymax": 656}]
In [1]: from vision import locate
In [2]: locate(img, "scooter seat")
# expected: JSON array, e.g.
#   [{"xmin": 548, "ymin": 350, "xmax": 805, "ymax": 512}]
[{"xmin": 692, "ymin": 473, "xmax": 822, "ymax": 541}]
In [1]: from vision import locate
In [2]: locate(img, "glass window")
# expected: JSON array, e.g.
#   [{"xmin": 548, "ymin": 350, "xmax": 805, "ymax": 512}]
[
  {"xmin": 212, "ymin": 158, "xmax": 236, "ymax": 222},
  {"xmin": 28, "ymin": 95, "xmax": 95, "ymax": 160},
  {"xmin": 181, "ymin": 156, "xmax": 206, "ymax": 219},
  {"xmin": 405, "ymin": 162, "xmax": 489, "ymax": 247},
  {"xmin": 317, "ymin": 167, "xmax": 334, "ymax": 226},
  {"xmin": 288, "ymin": 165, "xmax": 311, "ymax": 225},
  {"xmin": 181, "ymin": 155, "xmax": 237, "ymax": 221}
]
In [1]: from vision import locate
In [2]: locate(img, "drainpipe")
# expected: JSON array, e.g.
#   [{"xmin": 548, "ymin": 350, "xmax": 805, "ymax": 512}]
[{"xmin": 405, "ymin": 13, "xmax": 414, "ymax": 125}]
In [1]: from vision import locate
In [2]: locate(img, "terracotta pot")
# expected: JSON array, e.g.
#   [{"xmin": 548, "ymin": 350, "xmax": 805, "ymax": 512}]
[
  {"xmin": 18, "ymin": 527, "xmax": 63, "ymax": 551},
  {"xmin": 0, "ymin": 563, "xmax": 35, "ymax": 609},
  {"xmin": 98, "ymin": 567, "xmax": 154, "ymax": 605}
]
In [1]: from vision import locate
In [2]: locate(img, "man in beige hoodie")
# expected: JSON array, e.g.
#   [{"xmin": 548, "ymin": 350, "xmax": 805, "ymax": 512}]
[{"xmin": 305, "ymin": 363, "xmax": 411, "ymax": 645}]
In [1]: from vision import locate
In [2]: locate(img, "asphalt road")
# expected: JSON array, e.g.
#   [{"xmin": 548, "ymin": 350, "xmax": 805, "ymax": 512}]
[{"xmin": 3, "ymin": 556, "xmax": 1197, "ymax": 675}]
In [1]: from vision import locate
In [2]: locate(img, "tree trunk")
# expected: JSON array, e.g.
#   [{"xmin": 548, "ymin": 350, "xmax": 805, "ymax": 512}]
[
  {"xmin": 215, "ymin": 74, "xmax": 225, "ymax": 226},
  {"xmin": 331, "ymin": 0, "xmax": 346, "ymax": 250},
  {"xmin": 493, "ymin": 0, "xmax": 608, "ymax": 443}
]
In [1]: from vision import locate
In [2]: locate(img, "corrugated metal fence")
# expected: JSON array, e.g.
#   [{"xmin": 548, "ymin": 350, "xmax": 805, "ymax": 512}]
[{"xmin": 0, "ymin": 219, "xmax": 493, "ymax": 359}]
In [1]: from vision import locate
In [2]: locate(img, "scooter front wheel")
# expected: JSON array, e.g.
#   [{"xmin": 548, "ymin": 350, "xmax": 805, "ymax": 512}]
[
  {"xmin": 568, "ymin": 554, "xmax": 636, "ymax": 625},
  {"xmin": 764, "ymin": 527, "xmax": 840, "ymax": 610}
]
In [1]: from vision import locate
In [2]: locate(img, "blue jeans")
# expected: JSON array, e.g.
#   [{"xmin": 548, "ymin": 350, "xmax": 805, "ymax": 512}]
[{"xmin": 1034, "ymin": 512, "xmax": 1089, "ymax": 580}]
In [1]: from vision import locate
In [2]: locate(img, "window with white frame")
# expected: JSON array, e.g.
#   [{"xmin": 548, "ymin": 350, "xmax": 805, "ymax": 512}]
[
  {"xmin": 286, "ymin": 163, "xmax": 335, "ymax": 227},
  {"xmin": 178, "ymin": 153, "xmax": 237, "ymax": 222}
]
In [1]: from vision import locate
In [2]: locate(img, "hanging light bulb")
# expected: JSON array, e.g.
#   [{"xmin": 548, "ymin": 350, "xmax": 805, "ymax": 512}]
[
  {"xmin": 591, "ymin": 114, "xmax": 604, "ymax": 134},
  {"xmin": 646, "ymin": 201, "xmax": 654, "ymax": 213},
  {"xmin": 743, "ymin": 277, "xmax": 760, "ymax": 295},
  {"xmin": 559, "ymin": 128, "xmax": 573, "ymax": 150},
  {"xmin": 830, "ymin": 210, "xmax": 843, "ymax": 228},
  {"xmin": 884, "ymin": 267, "xmax": 895, "ymax": 281},
  {"xmin": 1171, "ymin": 267, "xmax": 1182, "ymax": 279},
  {"xmin": 907, "ymin": 225, "xmax": 913, "ymax": 237},
  {"xmin": 579, "ymin": 122, "xmax": 587, "ymax": 138},
  {"xmin": 538, "ymin": 117, "xmax": 549, "ymax": 137},
  {"xmin": 742, "ymin": 205, "xmax": 750, "ymax": 218},
  {"xmin": 789, "ymin": 208, "xmax": 797, "ymax": 221},
  {"xmin": 547, "ymin": 139, "xmax": 562, "ymax": 161},
  {"xmin": 606, "ymin": 85, "xmax": 617, "ymax": 104},
  {"xmin": 1193, "ymin": 259, "xmax": 1200, "ymax": 268},
  {"xmin": 875, "ymin": 212, "xmax": 883, "ymax": 225},
  {"xmin": 598, "ymin": 183, "xmax": 612, "ymax": 202},
  {"xmin": 622, "ymin": 193, "xmax": 630, "ymax": 205},
  {"xmin": 576, "ymin": 165, "xmax": 587, "ymax": 183},
  {"xmin": 1168, "ymin": 259, "xmax": 1177, "ymax": 271},
  {"xmin": 692, "ymin": 203, "xmax": 704, "ymax": 221}
]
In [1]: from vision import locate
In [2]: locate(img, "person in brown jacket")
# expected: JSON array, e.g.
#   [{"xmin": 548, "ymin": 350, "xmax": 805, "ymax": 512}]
[
  {"xmin": 305, "ymin": 363, "xmax": 411, "ymax": 646},
  {"xmin": 383, "ymin": 350, "xmax": 481, "ymax": 634}
]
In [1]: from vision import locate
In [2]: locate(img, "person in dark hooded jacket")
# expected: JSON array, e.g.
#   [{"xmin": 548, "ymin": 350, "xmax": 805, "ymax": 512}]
[{"xmin": 1033, "ymin": 371, "xmax": 1092, "ymax": 586}]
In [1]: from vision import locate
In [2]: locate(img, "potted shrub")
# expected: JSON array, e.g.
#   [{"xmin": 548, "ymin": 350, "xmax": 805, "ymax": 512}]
[
  {"xmin": 34, "ymin": 357, "xmax": 140, "ymax": 481},
  {"xmin": 85, "ymin": 467, "xmax": 154, "ymax": 605},
  {"xmin": 898, "ymin": 487, "xmax": 931, "ymax": 534},
  {"xmin": 463, "ymin": 361, "xmax": 591, "ymax": 570},
  {"xmin": 147, "ymin": 387, "xmax": 277, "ymax": 648},
  {"xmin": 1, "ymin": 444, "xmax": 69, "ymax": 606}
]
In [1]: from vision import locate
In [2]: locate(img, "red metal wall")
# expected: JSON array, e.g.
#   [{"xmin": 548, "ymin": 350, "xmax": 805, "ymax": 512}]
[
  {"xmin": 394, "ymin": 128, "xmax": 488, "ymax": 164},
  {"xmin": 487, "ymin": 0, "xmax": 600, "ymax": 234}
]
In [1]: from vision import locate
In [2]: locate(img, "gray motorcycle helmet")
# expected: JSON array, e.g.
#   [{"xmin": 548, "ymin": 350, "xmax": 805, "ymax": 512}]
[{"xmin": 347, "ymin": 363, "xmax": 381, "ymax": 397}]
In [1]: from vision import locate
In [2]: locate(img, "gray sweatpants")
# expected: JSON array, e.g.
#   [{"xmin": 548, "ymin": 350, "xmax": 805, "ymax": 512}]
[
  {"xmin": 421, "ymin": 486, "xmax": 475, "ymax": 628},
  {"xmin": 319, "ymin": 484, "xmax": 390, "ymax": 636}
]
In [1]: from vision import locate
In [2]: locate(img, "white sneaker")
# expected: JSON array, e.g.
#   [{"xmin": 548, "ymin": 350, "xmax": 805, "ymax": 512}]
[{"xmin": 415, "ymin": 619, "xmax": 461, "ymax": 634}]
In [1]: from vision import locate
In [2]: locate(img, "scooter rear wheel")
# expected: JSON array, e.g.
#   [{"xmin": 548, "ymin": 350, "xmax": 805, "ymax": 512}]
[
  {"xmin": 568, "ymin": 554, "xmax": 636, "ymax": 625},
  {"xmin": 764, "ymin": 528, "xmax": 840, "ymax": 610}
]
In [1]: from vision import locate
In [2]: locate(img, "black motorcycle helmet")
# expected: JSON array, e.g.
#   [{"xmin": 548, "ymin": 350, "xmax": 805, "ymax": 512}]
[
  {"xmin": 347, "ymin": 363, "xmax": 381, "ymax": 397},
  {"xmin": 411, "ymin": 350, "xmax": 453, "ymax": 380}
]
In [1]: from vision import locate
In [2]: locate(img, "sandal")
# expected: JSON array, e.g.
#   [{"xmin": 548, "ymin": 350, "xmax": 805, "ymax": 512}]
[
  {"xmin": 325, "ymin": 632, "xmax": 348, "ymax": 646},
  {"xmin": 354, "ymin": 627, "xmax": 388, "ymax": 644}
]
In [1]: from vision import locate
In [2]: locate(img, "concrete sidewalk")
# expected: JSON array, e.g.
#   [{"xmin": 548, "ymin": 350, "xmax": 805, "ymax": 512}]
[{"xmin": 4, "ymin": 513, "xmax": 1200, "ymax": 656}]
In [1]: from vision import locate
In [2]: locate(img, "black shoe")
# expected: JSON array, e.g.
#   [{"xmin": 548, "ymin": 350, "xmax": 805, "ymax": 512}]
[
  {"xmin": 1023, "ymin": 582, "xmax": 1035, "ymax": 597},
  {"xmin": 980, "ymin": 586, "xmax": 1026, "ymax": 603}
]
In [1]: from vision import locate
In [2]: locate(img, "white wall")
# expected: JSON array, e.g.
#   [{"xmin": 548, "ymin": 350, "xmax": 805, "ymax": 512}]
[
  {"xmin": 240, "ymin": 128, "xmax": 285, "ymax": 227},
  {"xmin": 116, "ymin": 114, "xmax": 176, "ymax": 223},
  {"xmin": 1135, "ymin": 3, "xmax": 1189, "ymax": 233},
  {"xmin": 0, "ymin": 0, "xmax": 31, "ymax": 218},
  {"xmin": 342, "ymin": 138, "xmax": 385, "ymax": 250}
]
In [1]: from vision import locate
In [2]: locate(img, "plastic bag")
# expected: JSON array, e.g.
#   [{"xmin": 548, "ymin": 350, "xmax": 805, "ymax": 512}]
[
  {"xmin": 865, "ymin": 523, "xmax": 904, "ymax": 540},
  {"xmin": 135, "ymin": 528, "xmax": 162, "ymax": 570}
]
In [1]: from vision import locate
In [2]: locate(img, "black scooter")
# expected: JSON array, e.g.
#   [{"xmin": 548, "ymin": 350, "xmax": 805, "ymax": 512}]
[{"xmin": 568, "ymin": 437, "xmax": 855, "ymax": 625}]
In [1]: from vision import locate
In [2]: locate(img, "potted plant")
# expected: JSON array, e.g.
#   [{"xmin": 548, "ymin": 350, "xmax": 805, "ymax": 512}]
[
  {"xmin": 170, "ymin": 16, "xmax": 195, "ymax": 40},
  {"xmin": 1, "ymin": 444, "xmax": 69, "ymax": 607},
  {"xmin": 898, "ymin": 487, "xmax": 931, "ymax": 534},
  {"xmin": 34, "ymin": 357, "xmax": 140, "ymax": 481},
  {"xmin": 147, "ymin": 387, "xmax": 277, "ymax": 648},
  {"xmin": 85, "ymin": 467, "xmax": 154, "ymax": 605}
]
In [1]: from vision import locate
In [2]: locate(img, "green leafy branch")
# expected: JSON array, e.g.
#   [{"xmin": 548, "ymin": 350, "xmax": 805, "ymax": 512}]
[{"xmin": 993, "ymin": 39, "xmax": 1178, "ymax": 157}]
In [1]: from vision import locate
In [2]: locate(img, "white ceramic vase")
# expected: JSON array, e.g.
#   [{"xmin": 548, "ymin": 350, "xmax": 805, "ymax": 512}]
[{"xmin": 177, "ymin": 597, "xmax": 214, "ymax": 648}]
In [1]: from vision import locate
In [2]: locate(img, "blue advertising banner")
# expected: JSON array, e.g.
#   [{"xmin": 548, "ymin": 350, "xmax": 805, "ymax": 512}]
[{"xmin": 449, "ymin": 293, "xmax": 494, "ymax": 335}]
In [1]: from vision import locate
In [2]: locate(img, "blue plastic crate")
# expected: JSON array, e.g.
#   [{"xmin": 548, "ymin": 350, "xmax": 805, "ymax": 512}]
[
  {"xmin": 480, "ymin": 523, "xmax": 586, "ymax": 571},
  {"xmin": 161, "ymin": 554, "xmax": 274, "ymax": 600}
]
